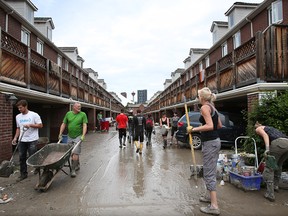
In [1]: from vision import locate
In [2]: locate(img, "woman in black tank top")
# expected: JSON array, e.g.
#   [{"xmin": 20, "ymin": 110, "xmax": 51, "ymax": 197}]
[
  {"xmin": 160, "ymin": 112, "xmax": 170, "ymax": 149},
  {"xmin": 187, "ymin": 87, "xmax": 222, "ymax": 215}
]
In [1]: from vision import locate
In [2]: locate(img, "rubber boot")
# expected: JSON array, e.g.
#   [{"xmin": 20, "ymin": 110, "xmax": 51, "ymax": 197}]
[
  {"xmin": 163, "ymin": 139, "xmax": 167, "ymax": 149},
  {"xmin": 75, "ymin": 160, "xmax": 80, "ymax": 171},
  {"xmin": 119, "ymin": 138, "xmax": 122, "ymax": 148},
  {"xmin": 139, "ymin": 143, "xmax": 143, "ymax": 154},
  {"xmin": 71, "ymin": 160, "xmax": 77, "ymax": 178},
  {"xmin": 135, "ymin": 141, "xmax": 140, "ymax": 153},
  {"xmin": 264, "ymin": 181, "xmax": 275, "ymax": 202},
  {"xmin": 123, "ymin": 137, "xmax": 126, "ymax": 147},
  {"xmin": 274, "ymin": 175, "xmax": 280, "ymax": 192}
]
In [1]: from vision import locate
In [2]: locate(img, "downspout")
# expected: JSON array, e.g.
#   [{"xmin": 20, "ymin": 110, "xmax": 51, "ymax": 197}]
[
  {"xmin": 5, "ymin": 10, "xmax": 13, "ymax": 32},
  {"xmin": 246, "ymin": 17, "xmax": 253, "ymax": 38}
]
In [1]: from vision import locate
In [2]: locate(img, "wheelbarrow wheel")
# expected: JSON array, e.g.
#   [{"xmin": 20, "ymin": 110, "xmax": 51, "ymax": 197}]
[{"xmin": 39, "ymin": 170, "xmax": 54, "ymax": 188}]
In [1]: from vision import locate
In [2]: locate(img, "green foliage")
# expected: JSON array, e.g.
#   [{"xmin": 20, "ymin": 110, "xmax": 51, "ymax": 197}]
[{"xmin": 243, "ymin": 90, "xmax": 288, "ymax": 161}]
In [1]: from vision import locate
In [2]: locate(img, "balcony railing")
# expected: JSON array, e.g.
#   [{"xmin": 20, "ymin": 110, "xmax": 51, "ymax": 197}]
[
  {"xmin": 0, "ymin": 28, "xmax": 120, "ymax": 110},
  {"xmin": 150, "ymin": 25, "xmax": 288, "ymax": 112}
]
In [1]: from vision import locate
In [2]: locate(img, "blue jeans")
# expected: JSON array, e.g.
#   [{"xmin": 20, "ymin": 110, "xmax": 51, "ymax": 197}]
[{"xmin": 18, "ymin": 140, "xmax": 37, "ymax": 176}]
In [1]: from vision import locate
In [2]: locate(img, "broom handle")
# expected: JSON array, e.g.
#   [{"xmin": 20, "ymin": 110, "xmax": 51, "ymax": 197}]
[
  {"xmin": 184, "ymin": 100, "xmax": 197, "ymax": 179},
  {"xmin": 10, "ymin": 127, "xmax": 28, "ymax": 163}
]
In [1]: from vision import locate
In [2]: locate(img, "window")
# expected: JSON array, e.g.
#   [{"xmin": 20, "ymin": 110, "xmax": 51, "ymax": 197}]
[
  {"xmin": 228, "ymin": 13, "xmax": 234, "ymax": 28},
  {"xmin": 199, "ymin": 62, "xmax": 203, "ymax": 72},
  {"xmin": 57, "ymin": 55, "xmax": 62, "ymax": 67},
  {"xmin": 47, "ymin": 27, "xmax": 52, "ymax": 41},
  {"xmin": 65, "ymin": 60, "xmax": 69, "ymax": 71},
  {"xmin": 233, "ymin": 31, "xmax": 241, "ymax": 49},
  {"xmin": 36, "ymin": 39, "xmax": 44, "ymax": 55},
  {"xmin": 21, "ymin": 28, "xmax": 30, "ymax": 46},
  {"xmin": 76, "ymin": 69, "xmax": 79, "ymax": 78},
  {"xmin": 205, "ymin": 56, "xmax": 210, "ymax": 68},
  {"xmin": 221, "ymin": 42, "xmax": 228, "ymax": 57},
  {"xmin": 268, "ymin": 0, "xmax": 283, "ymax": 24}
]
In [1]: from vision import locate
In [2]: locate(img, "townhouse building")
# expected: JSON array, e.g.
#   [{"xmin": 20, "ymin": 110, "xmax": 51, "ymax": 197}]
[
  {"xmin": 0, "ymin": 0, "xmax": 123, "ymax": 161},
  {"xmin": 145, "ymin": 0, "xmax": 288, "ymax": 123}
]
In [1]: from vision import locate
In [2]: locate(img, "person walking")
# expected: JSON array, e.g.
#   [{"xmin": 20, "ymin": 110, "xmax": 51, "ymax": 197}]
[
  {"xmin": 132, "ymin": 109, "xmax": 146, "ymax": 154},
  {"xmin": 127, "ymin": 110, "xmax": 134, "ymax": 144},
  {"xmin": 116, "ymin": 109, "xmax": 128, "ymax": 148},
  {"xmin": 145, "ymin": 114, "xmax": 154, "ymax": 146},
  {"xmin": 187, "ymin": 87, "xmax": 222, "ymax": 215},
  {"xmin": 160, "ymin": 112, "xmax": 170, "ymax": 149},
  {"xmin": 97, "ymin": 111, "xmax": 103, "ymax": 131},
  {"xmin": 170, "ymin": 112, "xmax": 179, "ymax": 145},
  {"xmin": 58, "ymin": 102, "xmax": 88, "ymax": 177},
  {"xmin": 12, "ymin": 100, "xmax": 43, "ymax": 181},
  {"xmin": 254, "ymin": 121, "xmax": 288, "ymax": 202}
]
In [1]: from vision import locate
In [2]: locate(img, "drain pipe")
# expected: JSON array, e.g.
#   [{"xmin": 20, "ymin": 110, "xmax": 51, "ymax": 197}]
[{"xmin": 246, "ymin": 17, "xmax": 253, "ymax": 38}]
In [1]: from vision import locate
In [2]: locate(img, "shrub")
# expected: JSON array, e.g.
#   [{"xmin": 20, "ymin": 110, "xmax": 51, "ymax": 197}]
[{"xmin": 243, "ymin": 90, "xmax": 288, "ymax": 169}]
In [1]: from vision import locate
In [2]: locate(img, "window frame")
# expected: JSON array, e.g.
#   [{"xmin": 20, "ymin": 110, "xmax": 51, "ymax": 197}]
[
  {"xmin": 21, "ymin": 27, "xmax": 30, "ymax": 46},
  {"xmin": 268, "ymin": 0, "xmax": 283, "ymax": 25},
  {"xmin": 205, "ymin": 56, "xmax": 210, "ymax": 68},
  {"xmin": 233, "ymin": 31, "xmax": 241, "ymax": 49},
  {"xmin": 221, "ymin": 42, "xmax": 228, "ymax": 57},
  {"xmin": 36, "ymin": 38, "xmax": 44, "ymax": 55},
  {"xmin": 57, "ymin": 55, "xmax": 62, "ymax": 67}
]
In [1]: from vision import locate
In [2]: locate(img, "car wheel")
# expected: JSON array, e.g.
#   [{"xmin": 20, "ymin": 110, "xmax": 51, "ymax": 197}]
[{"xmin": 187, "ymin": 134, "xmax": 202, "ymax": 150}]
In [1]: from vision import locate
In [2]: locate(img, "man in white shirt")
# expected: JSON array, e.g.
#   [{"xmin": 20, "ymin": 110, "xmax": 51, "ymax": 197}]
[{"xmin": 12, "ymin": 100, "xmax": 43, "ymax": 181}]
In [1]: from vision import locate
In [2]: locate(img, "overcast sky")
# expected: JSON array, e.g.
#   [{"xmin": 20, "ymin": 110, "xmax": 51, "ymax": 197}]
[{"xmin": 31, "ymin": 0, "xmax": 262, "ymax": 101}]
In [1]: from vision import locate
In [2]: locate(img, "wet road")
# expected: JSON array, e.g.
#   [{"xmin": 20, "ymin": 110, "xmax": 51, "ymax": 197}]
[{"xmin": 1, "ymin": 126, "xmax": 288, "ymax": 216}]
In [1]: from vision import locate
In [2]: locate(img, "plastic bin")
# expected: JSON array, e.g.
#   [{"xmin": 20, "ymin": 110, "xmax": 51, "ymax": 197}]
[
  {"xmin": 61, "ymin": 135, "xmax": 68, "ymax": 143},
  {"xmin": 229, "ymin": 171, "xmax": 262, "ymax": 191},
  {"xmin": 101, "ymin": 121, "xmax": 109, "ymax": 131}
]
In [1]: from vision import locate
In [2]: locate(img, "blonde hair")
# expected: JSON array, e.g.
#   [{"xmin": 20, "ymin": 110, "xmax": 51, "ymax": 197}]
[
  {"xmin": 254, "ymin": 121, "xmax": 262, "ymax": 129},
  {"xmin": 198, "ymin": 87, "xmax": 216, "ymax": 103}
]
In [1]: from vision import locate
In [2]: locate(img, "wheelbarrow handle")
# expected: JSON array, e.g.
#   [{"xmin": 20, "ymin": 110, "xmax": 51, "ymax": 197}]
[{"xmin": 72, "ymin": 140, "xmax": 82, "ymax": 152}]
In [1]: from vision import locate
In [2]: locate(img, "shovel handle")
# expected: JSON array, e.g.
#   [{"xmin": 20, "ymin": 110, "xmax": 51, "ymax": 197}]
[{"xmin": 184, "ymin": 98, "xmax": 197, "ymax": 180}]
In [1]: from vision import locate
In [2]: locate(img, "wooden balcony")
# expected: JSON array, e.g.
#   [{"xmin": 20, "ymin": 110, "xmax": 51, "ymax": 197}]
[
  {"xmin": 149, "ymin": 25, "xmax": 288, "ymax": 113},
  {"xmin": 0, "ymin": 28, "xmax": 120, "ymax": 110}
]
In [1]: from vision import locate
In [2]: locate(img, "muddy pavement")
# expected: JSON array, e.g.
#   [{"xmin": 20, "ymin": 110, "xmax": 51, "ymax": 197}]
[{"xmin": 0, "ymin": 127, "xmax": 288, "ymax": 216}]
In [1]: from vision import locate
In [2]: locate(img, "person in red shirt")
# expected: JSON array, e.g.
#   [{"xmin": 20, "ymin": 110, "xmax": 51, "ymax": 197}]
[{"xmin": 116, "ymin": 109, "xmax": 128, "ymax": 148}]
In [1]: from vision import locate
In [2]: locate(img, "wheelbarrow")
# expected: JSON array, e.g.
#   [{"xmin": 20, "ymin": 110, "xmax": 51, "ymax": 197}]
[{"xmin": 26, "ymin": 141, "xmax": 79, "ymax": 192}]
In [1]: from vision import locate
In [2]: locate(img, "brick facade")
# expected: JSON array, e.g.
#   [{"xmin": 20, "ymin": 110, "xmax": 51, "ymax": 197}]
[
  {"xmin": 247, "ymin": 92, "xmax": 259, "ymax": 113},
  {"xmin": 0, "ymin": 94, "xmax": 14, "ymax": 161}
]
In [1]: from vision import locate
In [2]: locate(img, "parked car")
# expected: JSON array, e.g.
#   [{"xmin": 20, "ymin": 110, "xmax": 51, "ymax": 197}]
[{"xmin": 176, "ymin": 111, "xmax": 245, "ymax": 149}]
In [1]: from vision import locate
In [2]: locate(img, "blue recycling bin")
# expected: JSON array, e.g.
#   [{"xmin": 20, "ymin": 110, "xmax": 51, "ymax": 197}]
[{"xmin": 61, "ymin": 135, "xmax": 68, "ymax": 143}]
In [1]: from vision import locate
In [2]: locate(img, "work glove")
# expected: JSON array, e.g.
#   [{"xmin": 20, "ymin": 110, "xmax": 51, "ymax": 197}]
[
  {"xmin": 81, "ymin": 135, "xmax": 85, "ymax": 141},
  {"xmin": 186, "ymin": 126, "xmax": 193, "ymax": 134},
  {"xmin": 152, "ymin": 130, "xmax": 156, "ymax": 135},
  {"xmin": 264, "ymin": 149, "xmax": 270, "ymax": 157},
  {"xmin": 58, "ymin": 134, "xmax": 62, "ymax": 141}
]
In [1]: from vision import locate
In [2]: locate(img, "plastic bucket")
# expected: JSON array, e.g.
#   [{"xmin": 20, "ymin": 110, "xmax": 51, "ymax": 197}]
[{"xmin": 61, "ymin": 135, "xmax": 68, "ymax": 144}]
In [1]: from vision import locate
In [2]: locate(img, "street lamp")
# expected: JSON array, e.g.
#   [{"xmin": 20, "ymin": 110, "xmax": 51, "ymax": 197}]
[{"xmin": 2, "ymin": 92, "xmax": 18, "ymax": 105}]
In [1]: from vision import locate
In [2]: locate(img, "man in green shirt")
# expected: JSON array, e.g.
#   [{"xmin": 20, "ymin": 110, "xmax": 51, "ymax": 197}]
[
  {"xmin": 97, "ymin": 111, "xmax": 103, "ymax": 131},
  {"xmin": 58, "ymin": 102, "xmax": 88, "ymax": 177}
]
